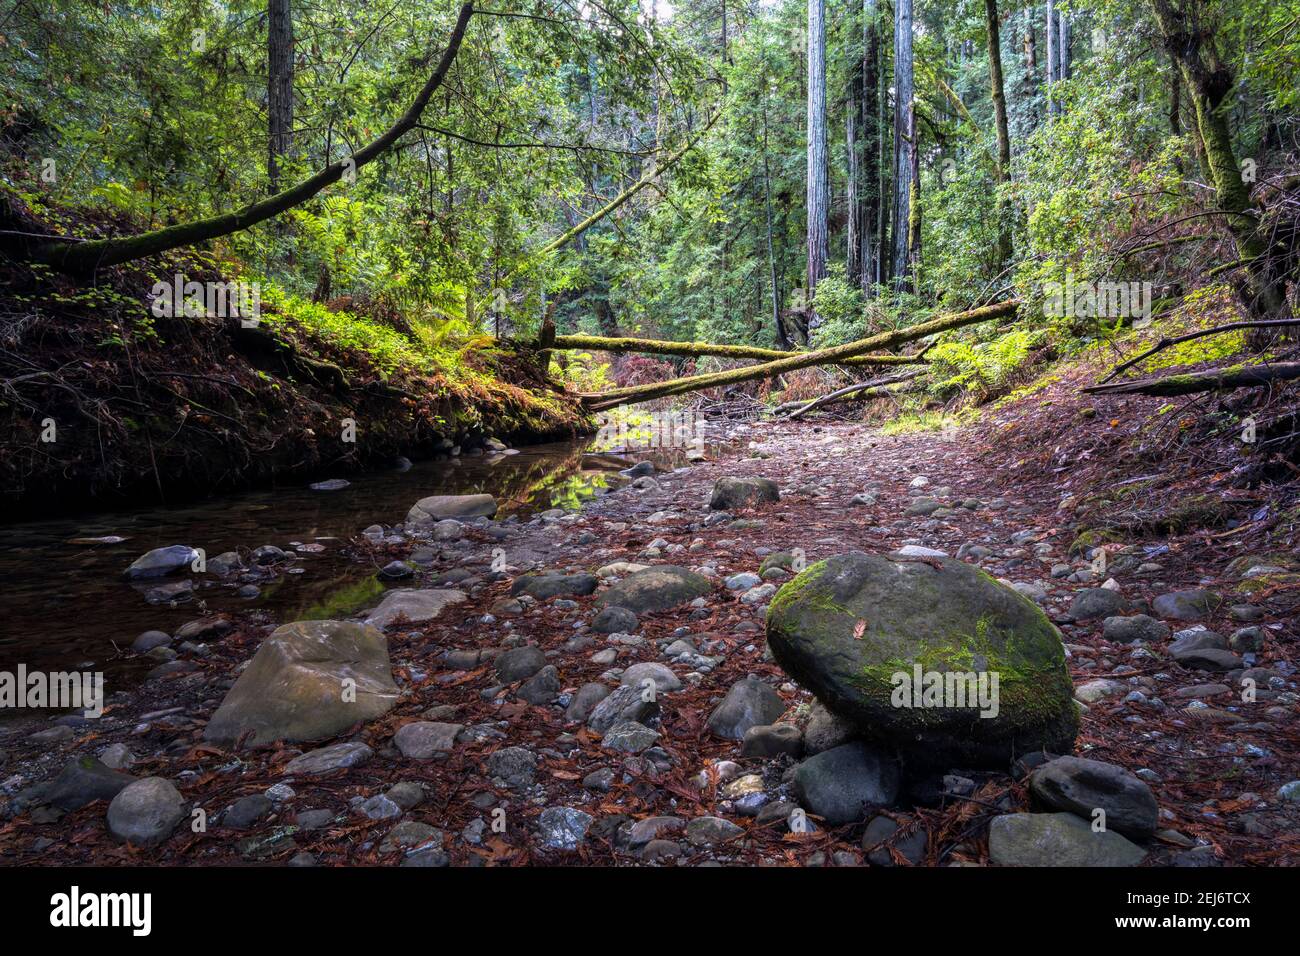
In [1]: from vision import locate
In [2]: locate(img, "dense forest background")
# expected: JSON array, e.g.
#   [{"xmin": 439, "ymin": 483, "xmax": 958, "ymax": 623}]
[{"xmin": 1, "ymin": 0, "xmax": 1298, "ymax": 421}]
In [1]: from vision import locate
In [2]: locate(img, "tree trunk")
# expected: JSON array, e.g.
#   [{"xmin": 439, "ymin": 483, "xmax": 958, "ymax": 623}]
[
  {"xmin": 862, "ymin": 0, "xmax": 882, "ymax": 292},
  {"xmin": 1083, "ymin": 363, "xmax": 1300, "ymax": 396},
  {"xmin": 846, "ymin": 54, "xmax": 862, "ymax": 286},
  {"xmin": 1150, "ymin": 0, "xmax": 1291, "ymax": 323},
  {"xmin": 985, "ymin": 0, "xmax": 1012, "ymax": 266},
  {"xmin": 761, "ymin": 95, "xmax": 789, "ymax": 350},
  {"xmin": 24, "ymin": 3, "xmax": 476, "ymax": 273},
  {"xmin": 891, "ymin": 0, "xmax": 915, "ymax": 286},
  {"xmin": 1045, "ymin": 0, "xmax": 1057, "ymax": 116},
  {"xmin": 267, "ymin": 0, "xmax": 294, "ymax": 192},
  {"xmin": 1058, "ymin": 10, "xmax": 1071, "ymax": 83},
  {"xmin": 807, "ymin": 0, "xmax": 830, "ymax": 307}
]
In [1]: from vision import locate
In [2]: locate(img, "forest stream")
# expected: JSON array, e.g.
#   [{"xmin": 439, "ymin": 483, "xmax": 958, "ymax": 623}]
[{"xmin": 0, "ymin": 438, "xmax": 703, "ymax": 702}]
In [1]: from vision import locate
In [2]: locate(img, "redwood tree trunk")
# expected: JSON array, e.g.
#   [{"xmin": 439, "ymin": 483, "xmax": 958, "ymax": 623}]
[
  {"xmin": 985, "ymin": 0, "xmax": 1012, "ymax": 265},
  {"xmin": 891, "ymin": 0, "xmax": 915, "ymax": 286},
  {"xmin": 806, "ymin": 0, "xmax": 830, "ymax": 309},
  {"xmin": 267, "ymin": 0, "xmax": 294, "ymax": 191}
]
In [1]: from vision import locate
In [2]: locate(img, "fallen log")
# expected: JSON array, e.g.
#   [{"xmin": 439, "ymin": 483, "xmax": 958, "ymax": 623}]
[
  {"xmin": 780, "ymin": 369, "xmax": 927, "ymax": 419},
  {"xmin": 551, "ymin": 332, "xmax": 923, "ymax": 367},
  {"xmin": 1082, "ymin": 362, "xmax": 1300, "ymax": 396},
  {"xmin": 579, "ymin": 298, "xmax": 1019, "ymax": 411},
  {"xmin": 1095, "ymin": 318, "xmax": 1300, "ymax": 385}
]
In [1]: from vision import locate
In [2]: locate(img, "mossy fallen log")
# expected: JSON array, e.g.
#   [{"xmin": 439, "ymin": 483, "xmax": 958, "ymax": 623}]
[
  {"xmin": 1082, "ymin": 362, "xmax": 1300, "ymax": 396},
  {"xmin": 578, "ymin": 299, "xmax": 1019, "ymax": 411},
  {"xmin": 550, "ymin": 332, "xmax": 923, "ymax": 367}
]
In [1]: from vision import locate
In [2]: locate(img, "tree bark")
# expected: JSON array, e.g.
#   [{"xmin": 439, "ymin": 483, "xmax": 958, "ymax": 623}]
[
  {"xmin": 1149, "ymin": 0, "xmax": 1291, "ymax": 322},
  {"xmin": 1045, "ymin": 0, "xmax": 1057, "ymax": 116},
  {"xmin": 891, "ymin": 0, "xmax": 915, "ymax": 287},
  {"xmin": 985, "ymin": 0, "xmax": 1012, "ymax": 266},
  {"xmin": 1058, "ymin": 9, "xmax": 1071, "ymax": 83},
  {"xmin": 579, "ymin": 299, "xmax": 1019, "ymax": 410},
  {"xmin": 267, "ymin": 0, "xmax": 294, "ymax": 192},
  {"xmin": 862, "ymin": 0, "xmax": 882, "ymax": 291},
  {"xmin": 807, "ymin": 0, "xmax": 830, "ymax": 306},
  {"xmin": 25, "ymin": 3, "xmax": 476, "ymax": 273},
  {"xmin": 760, "ymin": 95, "xmax": 789, "ymax": 349}
]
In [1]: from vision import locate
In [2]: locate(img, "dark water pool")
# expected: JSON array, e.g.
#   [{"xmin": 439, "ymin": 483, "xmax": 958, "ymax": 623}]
[{"xmin": 0, "ymin": 438, "xmax": 693, "ymax": 701}]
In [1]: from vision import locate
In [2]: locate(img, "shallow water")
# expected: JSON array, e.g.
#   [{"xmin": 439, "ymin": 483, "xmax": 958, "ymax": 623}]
[{"xmin": 0, "ymin": 439, "xmax": 686, "ymax": 699}]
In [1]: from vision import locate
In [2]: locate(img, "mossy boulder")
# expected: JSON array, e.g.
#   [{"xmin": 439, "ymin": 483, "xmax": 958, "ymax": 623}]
[{"xmin": 765, "ymin": 551, "xmax": 1077, "ymax": 769}]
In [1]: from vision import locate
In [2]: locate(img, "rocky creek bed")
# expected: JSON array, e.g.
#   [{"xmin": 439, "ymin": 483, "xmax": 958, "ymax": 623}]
[{"xmin": 1, "ymin": 420, "xmax": 1298, "ymax": 866}]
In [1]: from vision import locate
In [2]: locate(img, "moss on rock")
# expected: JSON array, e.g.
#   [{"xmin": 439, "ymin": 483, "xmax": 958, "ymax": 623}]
[{"xmin": 766, "ymin": 552, "xmax": 1078, "ymax": 769}]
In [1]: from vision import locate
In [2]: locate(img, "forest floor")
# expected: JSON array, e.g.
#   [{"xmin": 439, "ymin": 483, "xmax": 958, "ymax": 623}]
[{"xmin": 2, "ymin": 354, "xmax": 1298, "ymax": 866}]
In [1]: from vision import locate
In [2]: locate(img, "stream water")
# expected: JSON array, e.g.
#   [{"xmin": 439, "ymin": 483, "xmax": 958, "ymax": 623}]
[{"xmin": 0, "ymin": 437, "xmax": 698, "ymax": 701}]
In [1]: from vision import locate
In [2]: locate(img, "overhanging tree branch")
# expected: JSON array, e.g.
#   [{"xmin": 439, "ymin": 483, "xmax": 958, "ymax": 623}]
[{"xmin": 25, "ymin": 3, "xmax": 476, "ymax": 273}]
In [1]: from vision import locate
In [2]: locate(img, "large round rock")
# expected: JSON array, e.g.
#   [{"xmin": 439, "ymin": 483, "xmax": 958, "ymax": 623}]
[
  {"xmin": 766, "ymin": 551, "xmax": 1077, "ymax": 768},
  {"xmin": 204, "ymin": 620, "xmax": 399, "ymax": 745}
]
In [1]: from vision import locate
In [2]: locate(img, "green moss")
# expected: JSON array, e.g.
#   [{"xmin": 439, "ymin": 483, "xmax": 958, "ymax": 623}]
[
  {"xmin": 1069, "ymin": 527, "xmax": 1124, "ymax": 555},
  {"xmin": 1145, "ymin": 331, "xmax": 1246, "ymax": 370}
]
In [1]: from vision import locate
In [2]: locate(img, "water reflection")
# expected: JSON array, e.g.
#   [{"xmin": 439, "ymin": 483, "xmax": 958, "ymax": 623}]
[{"xmin": 0, "ymin": 440, "xmax": 644, "ymax": 691}]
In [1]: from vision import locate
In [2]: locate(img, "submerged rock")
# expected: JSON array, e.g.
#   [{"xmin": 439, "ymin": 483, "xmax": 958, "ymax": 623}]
[
  {"xmin": 406, "ymin": 493, "xmax": 498, "ymax": 526},
  {"xmin": 766, "ymin": 551, "xmax": 1077, "ymax": 768},
  {"xmin": 124, "ymin": 545, "xmax": 198, "ymax": 580}
]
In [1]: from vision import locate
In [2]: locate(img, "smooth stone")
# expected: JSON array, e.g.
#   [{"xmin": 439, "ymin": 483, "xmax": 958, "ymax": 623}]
[
  {"xmin": 362, "ymin": 589, "xmax": 467, "ymax": 630},
  {"xmin": 792, "ymin": 742, "xmax": 900, "ymax": 825},
  {"xmin": 1028, "ymin": 756, "xmax": 1158, "ymax": 837},
  {"xmin": 281, "ymin": 741, "xmax": 373, "ymax": 775},
  {"xmin": 706, "ymin": 675, "xmax": 785, "ymax": 740},
  {"xmin": 406, "ymin": 493, "xmax": 497, "ymax": 526},
  {"xmin": 393, "ymin": 721, "xmax": 463, "ymax": 759},
  {"xmin": 204, "ymin": 620, "xmax": 398, "ymax": 745},
  {"xmin": 594, "ymin": 565, "xmax": 712, "ymax": 614},
  {"xmin": 106, "ymin": 777, "xmax": 187, "ymax": 847},
  {"xmin": 710, "ymin": 477, "xmax": 780, "ymax": 510},
  {"xmin": 988, "ymin": 812, "xmax": 1146, "ymax": 866}
]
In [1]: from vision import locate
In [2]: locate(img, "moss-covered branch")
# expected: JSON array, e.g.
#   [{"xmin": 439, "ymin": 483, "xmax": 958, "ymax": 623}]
[
  {"xmin": 579, "ymin": 299, "xmax": 1019, "ymax": 410},
  {"xmin": 26, "ymin": 4, "xmax": 476, "ymax": 273}
]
